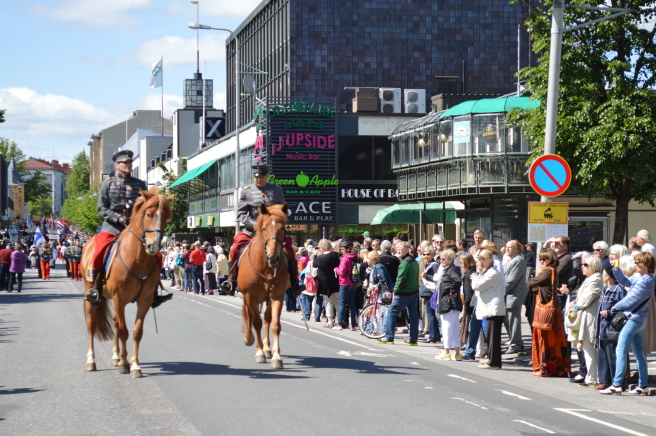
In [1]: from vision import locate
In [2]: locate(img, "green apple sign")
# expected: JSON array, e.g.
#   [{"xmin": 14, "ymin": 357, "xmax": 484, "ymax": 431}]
[{"xmin": 296, "ymin": 171, "xmax": 310, "ymax": 187}]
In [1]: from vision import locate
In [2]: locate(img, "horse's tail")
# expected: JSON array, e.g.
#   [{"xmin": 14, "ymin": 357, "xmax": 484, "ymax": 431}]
[{"xmin": 84, "ymin": 296, "xmax": 114, "ymax": 342}]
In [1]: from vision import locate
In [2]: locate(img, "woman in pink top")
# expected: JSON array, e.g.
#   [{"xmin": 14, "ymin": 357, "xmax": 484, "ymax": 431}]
[
  {"xmin": 333, "ymin": 241, "xmax": 358, "ymax": 331},
  {"xmin": 9, "ymin": 243, "xmax": 29, "ymax": 293}
]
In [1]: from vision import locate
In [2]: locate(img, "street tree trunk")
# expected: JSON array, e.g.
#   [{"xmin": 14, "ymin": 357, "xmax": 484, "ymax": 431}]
[{"xmin": 613, "ymin": 194, "xmax": 630, "ymax": 245}]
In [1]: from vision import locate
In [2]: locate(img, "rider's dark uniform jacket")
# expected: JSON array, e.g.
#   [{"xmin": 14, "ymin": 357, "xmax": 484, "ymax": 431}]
[
  {"xmin": 98, "ymin": 174, "xmax": 148, "ymax": 236},
  {"xmin": 236, "ymin": 183, "xmax": 286, "ymax": 237}
]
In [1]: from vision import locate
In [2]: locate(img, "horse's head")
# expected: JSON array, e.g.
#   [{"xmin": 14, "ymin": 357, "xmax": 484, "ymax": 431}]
[
  {"xmin": 131, "ymin": 188, "xmax": 175, "ymax": 255},
  {"xmin": 256, "ymin": 203, "xmax": 288, "ymax": 268}
]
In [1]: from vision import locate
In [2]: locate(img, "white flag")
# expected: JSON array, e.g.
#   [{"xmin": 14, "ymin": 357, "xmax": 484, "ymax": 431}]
[{"xmin": 150, "ymin": 58, "xmax": 163, "ymax": 88}]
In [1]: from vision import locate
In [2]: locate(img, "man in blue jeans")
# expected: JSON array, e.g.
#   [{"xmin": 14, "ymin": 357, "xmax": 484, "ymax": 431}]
[{"xmin": 378, "ymin": 241, "xmax": 419, "ymax": 345}]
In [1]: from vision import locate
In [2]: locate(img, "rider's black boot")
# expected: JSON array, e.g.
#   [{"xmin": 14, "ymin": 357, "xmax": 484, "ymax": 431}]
[
  {"xmin": 151, "ymin": 289, "xmax": 173, "ymax": 309},
  {"xmin": 220, "ymin": 262, "xmax": 238, "ymax": 296},
  {"xmin": 289, "ymin": 260, "xmax": 302, "ymax": 296},
  {"xmin": 84, "ymin": 269, "xmax": 103, "ymax": 307}
]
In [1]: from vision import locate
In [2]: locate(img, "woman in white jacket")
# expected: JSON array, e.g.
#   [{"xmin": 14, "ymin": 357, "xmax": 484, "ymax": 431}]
[
  {"xmin": 471, "ymin": 249, "xmax": 506, "ymax": 370},
  {"xmin": 567, "ymin": 253, "xmax": 603, "ymax": 387},
  {"xmin": 203, "ymin": 245, "xmax": 218, "ymax": 295}
]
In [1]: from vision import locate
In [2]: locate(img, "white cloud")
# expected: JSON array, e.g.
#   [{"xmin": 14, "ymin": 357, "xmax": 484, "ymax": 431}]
[
  {"xmin": 30, "ymin": 0, "xmax": 154, "ymax": 29},
  {"xmin": 123, "ymin": 34, "xmax": 226, "ymax": 68},
  {"xmin": 0, "ymin": 87, "xmax": 122, "ymax": 159},
  {"xmin": 168, "ymin": 0, "xmax": 262, "ymax": 20}
]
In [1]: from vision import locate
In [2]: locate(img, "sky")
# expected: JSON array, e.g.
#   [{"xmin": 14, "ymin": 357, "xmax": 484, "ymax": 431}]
[{"xmin": 0, "ymin": 0, "xmax": 262, "ymax": 164}]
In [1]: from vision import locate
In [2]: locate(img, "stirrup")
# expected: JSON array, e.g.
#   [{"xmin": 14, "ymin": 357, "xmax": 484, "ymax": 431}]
[
  {"xmin": 84, "ymin": 289, "xmax": 101, "ymax": 308},
  {"xmin": 220, "ymin": 280, "xmax": 236, "ymax": 296}
]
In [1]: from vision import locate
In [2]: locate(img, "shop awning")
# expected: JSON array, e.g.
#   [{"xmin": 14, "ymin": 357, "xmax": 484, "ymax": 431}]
[
  {"xmin": 439, "ymin": 97, "xmax": 540, "ymax": 119},
  {"xmin": 168, "ymin": 159, "xmax": 218, "ymax": 189},
  {"xmin": 370, "ymin": 203, "xmax": 456, "ymax": 225}
]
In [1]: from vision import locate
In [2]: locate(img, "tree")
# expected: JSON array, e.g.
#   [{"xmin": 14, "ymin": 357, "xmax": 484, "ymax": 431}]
[
  {"xmin": 158, "ymin": 162, "xmax": 189, "ymax": 235},
  {"xmin": 508, "ymin": 0, "xmax": 656, "ymax": 244},
  {"xmin": 0, "ymin": 137, "xmax": 26, "ymax": 164},
  {"xmin": 24, "ymin": 170, "xmax": 51, "ymax": 203},
  {"xmin": 66, "ymin": 150, "xmax": 91, "ymax": 199},
  {"xmin": 30, "ymin": 197, "xmax": 53, "ymax": 217},
  {"xmin": 0, "ymin": 109, "xmax": 5, "ymax": 123}
]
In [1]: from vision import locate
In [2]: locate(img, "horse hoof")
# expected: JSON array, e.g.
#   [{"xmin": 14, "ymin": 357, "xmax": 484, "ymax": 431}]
[
  {"xmin": 264, "ymin": 351, "xmax": 272, "ymax": 359},
  {"xmin": 254, "ymin": 355, "xmax": 267, "ymax": 364},
  {"xmin": 270, "ymin": 360, "xmax": 284, "ymax": 370},
  {"xmin": 130, "ymin": 369, "xmax": 143, "ymax": 378},
  {"xmin": 111, "ymin": 358, "xmax": 120, "ymax": 367},
  {"xmin": 85, "ymin": 363, "xmax": 96, "ymax": 372},
  {"xmin": 117, "ymin": 365, "xmax": 130, "ymax": 374},
  {"xmin": 244, "ymin": 336, "xmax": 255, "ymax": 347}
]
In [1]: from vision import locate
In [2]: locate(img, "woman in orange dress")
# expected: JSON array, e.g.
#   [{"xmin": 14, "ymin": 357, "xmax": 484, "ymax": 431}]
[{"xmin": 527, "ymin": 248, "xmax": 571, "ymax": 377}]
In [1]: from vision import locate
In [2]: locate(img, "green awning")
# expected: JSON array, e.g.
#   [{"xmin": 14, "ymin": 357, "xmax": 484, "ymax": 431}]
[
  {"xmin": 168, "ymin": 159, "xmax": 217, "ymax": 189},
  {"xmin": 370, "ymin": 203, "xmax": 457, "ymax": 225},
  {"xmin": 439, "ymin": 97, "xmax": 540, "ymax": 119}
]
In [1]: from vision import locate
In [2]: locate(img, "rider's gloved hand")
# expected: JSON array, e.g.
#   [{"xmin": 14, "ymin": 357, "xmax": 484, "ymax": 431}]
[{"xmin": 118, "ymin": 216, "xmax": 129, "ymax": 226}]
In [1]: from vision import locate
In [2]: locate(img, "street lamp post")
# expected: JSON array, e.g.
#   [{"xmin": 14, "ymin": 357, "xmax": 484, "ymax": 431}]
[
  {"xmin": 541, "ymin": 2, "xmax": 634, "ymax": 203},
  {"xmin": 189, "ymin": 22, "xmax": 240, "ymax": 235}
]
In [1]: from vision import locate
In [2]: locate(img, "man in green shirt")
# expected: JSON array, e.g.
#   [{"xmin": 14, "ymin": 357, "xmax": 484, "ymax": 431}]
[{"xmin": 378, "ymin": 241, "xmax": 419, "ymax": 345}]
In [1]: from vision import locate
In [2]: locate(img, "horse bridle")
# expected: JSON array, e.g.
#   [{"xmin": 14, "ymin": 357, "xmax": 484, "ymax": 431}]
[{"xmin": 126, "ymin": 196, "xmax": 165, "ymax": 247}]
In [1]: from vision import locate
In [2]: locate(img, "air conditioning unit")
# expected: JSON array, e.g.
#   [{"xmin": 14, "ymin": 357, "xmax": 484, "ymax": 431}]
[
  {"xmin": 404, "ymin": 89, "xmax": 426, "ymax": 114},
  {"xmin": 379, "ymin": 88, "xmax": 402, "ymax": 114}
]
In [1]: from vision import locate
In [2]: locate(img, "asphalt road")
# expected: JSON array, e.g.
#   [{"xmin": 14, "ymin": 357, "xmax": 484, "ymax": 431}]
[{"xmin": 1, "ymin": 264, "xmax": 655, "ymax": 436}]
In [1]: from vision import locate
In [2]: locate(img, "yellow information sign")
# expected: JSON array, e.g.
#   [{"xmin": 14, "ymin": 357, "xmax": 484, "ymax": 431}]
[{"xmin": 528, "ymin": 202, "xmax": 568, "ymax": 224}]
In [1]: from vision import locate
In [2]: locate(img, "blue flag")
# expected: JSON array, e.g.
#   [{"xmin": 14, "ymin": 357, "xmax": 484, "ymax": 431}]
[{"xmin": 33, "ymin": 226, "xmax": 44, "ymax": 247}]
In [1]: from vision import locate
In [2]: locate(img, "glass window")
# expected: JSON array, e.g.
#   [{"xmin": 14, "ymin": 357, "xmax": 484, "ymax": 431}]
[
  {"xmin": 439, "ymin": 120, "xmax": 453, "ymax": 159},
  {"xmin": 338, "ymin": 136, "xmax": 373, "ymax": 180},
  {"xmin": 452, "ymin": 116, "xmax": 471, "ymax": 157},
  {"xmin": 374, "ymin": 137, "xmax": 395, "ymax": 180},
  {"xmin": 507, "ymin": 158, "xmax": 529, "ymax": 184},
  {"xmin": 474, "ymin": 114, "xmax": 503, "ymax": 154},
  {"xmin": 461, "ymin": 160, "xmax": 476, "ymax": 186},
  {"xmin": 437, "ymin": 163, "xmax": 447, "ymax": 189},
  {"xmin": 401, "ymin": 135, "xmax": 410, "ymax": 166},
  {"xmin": 392, "ymin": 138, "xmax": 400, "ymax": 168},
  {"xmin": 411, "ymin": 133, "xmax": 420, "ymax": 165},
  {"xmin": 219, "ymin": 155, "xmax": 235, "ymax": 192},
  {"xmin": 479, "ymin": 159, "xmax": 505, "ymax": 185},
  {"xmin": 505, "ymin": 125, "xmax": 525, "ymax": 154},
  {"xmin": 418, "ymin": 129, "xmax": 430, "ymax": 163},
  {"xmin": 430, "ymin": 123, "xmax": 440, "ymax": 161},
  {"xmin": 448, "ymin": 161, "xmax": 460, "ymax": 187}
]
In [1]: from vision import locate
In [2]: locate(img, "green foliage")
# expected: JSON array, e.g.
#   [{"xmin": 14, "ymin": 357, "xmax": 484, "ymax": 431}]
[
  {"xmin": 61, "ymin": 193, "xmax": 102, "ymax": 233},
  {"xmin": 66, "ymin": 150, "xmax": 91, "ymax": 199},
  {"xmin": 0, "ymin": 109, "xmax": 5, "ymax": 123},
  {"xmin": 60, "ymin": 150, "xmax": 97, "ymax": 231},
  {"xmin": 507, "ymin": 0, "xmax": 656, "ymax": 243},
  {"xmin": 0, "ymin": 137, "xmax": 26, "ymax": 163},
  {"xmin": 30, "ymin": 197, "xmax": 53, "ymax": 217},
  {"xmin": 24, "ymin": 170, "xmax": 51, "ymax": 203},
  {"xmin": 159, "ymin": 166, "xmax": 189, "ymax": 236}
]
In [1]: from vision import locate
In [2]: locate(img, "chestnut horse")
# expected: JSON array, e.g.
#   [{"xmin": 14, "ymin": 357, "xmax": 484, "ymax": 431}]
[
  {"xmin": 82, "ymin": 189, "xmax": 173, "ymax": 378},
  {"xmin": 239, "ymin": 203, "xmax": 290, "ymax": 370}
]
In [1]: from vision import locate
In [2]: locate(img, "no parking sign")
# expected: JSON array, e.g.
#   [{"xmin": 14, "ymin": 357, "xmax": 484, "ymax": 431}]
[{"xmin": 529, "ymin": 154, "xmax": 572, "ymax": 197}]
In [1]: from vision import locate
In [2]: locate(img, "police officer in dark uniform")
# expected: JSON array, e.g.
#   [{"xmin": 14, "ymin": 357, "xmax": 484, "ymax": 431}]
[
  {"xmin": 84, "ymin": 150, "xmax": 170, "ymax": 308},
  {"xmin": 220, "ymin": 164, "xmax": 298, "ymax": 294}
]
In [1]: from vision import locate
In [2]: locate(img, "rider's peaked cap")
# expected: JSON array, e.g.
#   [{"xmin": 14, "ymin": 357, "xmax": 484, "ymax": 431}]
[
  {"xmin": 112, "ymin": 149, "xmax": 134, "ymax": 163},
  {"xmin": 252, "ymin": 164, "xmax": 271, "ymax": 177}
]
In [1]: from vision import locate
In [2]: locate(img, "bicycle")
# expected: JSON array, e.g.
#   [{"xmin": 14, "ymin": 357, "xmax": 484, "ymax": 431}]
[{"xmin": 358, "ymin": 286, "xmax": 390, "ymax": 339}]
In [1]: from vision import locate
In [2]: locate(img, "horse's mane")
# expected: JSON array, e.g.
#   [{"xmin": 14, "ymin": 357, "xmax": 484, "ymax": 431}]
[
  {"xmin": 131, "ymin": 190, "xmax": 172, "ymax": 220},
  {"xmin": 254, "ymin": 204, "xmax": 288, "ymax": 235}
]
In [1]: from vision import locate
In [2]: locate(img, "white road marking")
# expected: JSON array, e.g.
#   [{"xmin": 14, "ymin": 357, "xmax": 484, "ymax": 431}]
[
  {"xmin": 353, "ymin": 351, "xmax": 394, "ymax": 357},
  {"xmin": 410, "ymin": 361, "xmax": 420, "ymax": 365},
  {"xmin": 425, "ymin": 387, "xmax": 433, "ymax": 389},
  {"xmin": 198, "ymin": 295, "xmax": 378, "ymax": 350},
  {"xmin": 451, "ymin": 397, "xmax": 488, "ymax": 410},
  {"xmin": 497, "ymin": 390, "xmax": 531, "ymax": 400},
  {"xmin": 337, "ymin": 351, "xmax": 352, "ymax": 357},
  {"xmin": 598, "ymin": 411, "xmax": 636, "ymax": 415},
  {"xmin": 447, "ymin": 374, "xmax": 476, "ymax": 383},
  {"xmin": 554, "ymin": 409, "xmax": 649, "ymax": 436},
  {"xmin": 513, "ymin": 420, "xmax": 555, "ymax": 434}
]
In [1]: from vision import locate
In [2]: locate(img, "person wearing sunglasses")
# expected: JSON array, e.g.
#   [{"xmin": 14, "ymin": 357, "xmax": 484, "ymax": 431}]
[
  {"xmin": 601, "ymin": 252, "xmax": 655, "ymax": 395},
  {"xmin": 567, "ymin": 253, "xmax": 603, "ymax": 387},
  {"xmin": 592, "ymin": 241, "xmax": 610, "ymax": 269}
]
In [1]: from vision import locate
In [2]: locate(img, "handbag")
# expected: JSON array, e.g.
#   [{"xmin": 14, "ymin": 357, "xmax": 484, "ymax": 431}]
[
  {"xmin": 609, "ymin": 295, "xmax": 652, "ymax": 332},
  {"xmin": 422, "ymin": 278, "xmax": 436, "ymax": 290},
  {"xmin": 377, "ymin": 274, "xmax": 393, "ymax": 304},
  {"xmin": 532, "ymin": 268, "xmax": 557, "ymax": 331}
]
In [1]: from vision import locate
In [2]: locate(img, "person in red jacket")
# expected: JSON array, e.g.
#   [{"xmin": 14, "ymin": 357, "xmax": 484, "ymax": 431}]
[
  {"xmin": 333, "ymin": 241, "xmax": 359, "ymax": 331},
  {"xmin": 189, "ymin": 241, "xmax": 206, "ymax": 295},
  {"xmin": 0, "ymin": 242, "xmax": 13, "ymax": 291}
]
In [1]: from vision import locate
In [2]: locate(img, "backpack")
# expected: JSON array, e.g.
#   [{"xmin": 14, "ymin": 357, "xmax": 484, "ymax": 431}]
[
  {"xmin": 175, "ymin": 253, "xmax": 184, "ymax": 267},
  {"xmin": 204, "ymin": 254, "xmax": 213, "ymax": 270},
  {"xmin": 351, "ymin": 259, "xmax": 363, "ymax": 284}
]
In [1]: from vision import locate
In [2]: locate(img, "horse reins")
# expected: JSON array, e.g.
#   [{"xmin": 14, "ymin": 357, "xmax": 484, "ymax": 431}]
[
  {"xmin": 246, "ymin": 226, "xmax": 287, "ymax": 283},
  {"xmin": 120, "ymin": 195, "xmax": 165, "ymax": 303}
]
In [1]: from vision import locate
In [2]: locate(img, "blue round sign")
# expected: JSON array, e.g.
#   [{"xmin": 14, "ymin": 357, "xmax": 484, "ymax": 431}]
[{"xmin": 529, "ymin": 154, "xmax": 572, "ymax": 197}]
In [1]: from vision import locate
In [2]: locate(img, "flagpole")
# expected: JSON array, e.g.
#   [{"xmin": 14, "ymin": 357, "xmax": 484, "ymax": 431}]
[{"xmin": 161, "ymin": 57, "xmax": 164, "ymax": 136}]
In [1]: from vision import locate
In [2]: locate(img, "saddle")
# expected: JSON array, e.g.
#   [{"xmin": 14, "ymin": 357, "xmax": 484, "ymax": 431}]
[{"xmin": 85, "ymin": 241, "xmax": 118, "ymax": 283}]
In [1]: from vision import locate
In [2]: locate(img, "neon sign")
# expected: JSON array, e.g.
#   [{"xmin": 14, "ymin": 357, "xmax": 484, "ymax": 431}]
[
  {"xmin": 271, "ymin": 134, "xmax": 335, "ymax": 155},
  {"xmin": 268, "ymin": 172, "xmax": 338, "ymax": 188}
]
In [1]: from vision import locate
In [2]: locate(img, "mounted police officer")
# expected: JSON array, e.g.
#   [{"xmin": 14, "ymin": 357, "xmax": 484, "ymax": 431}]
[
  {"xmin": 220, "ymin": 164, "xmax": 299, "ymax": 295},
  {"xmin": 84, "ymin": 150, "xmax": 170, "ymax": 308}
]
